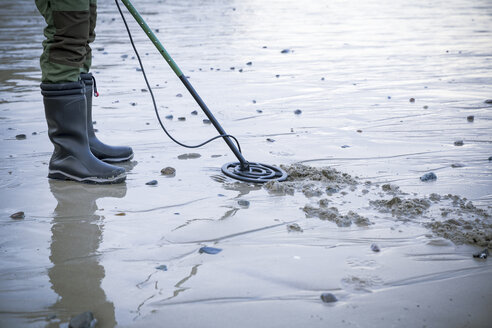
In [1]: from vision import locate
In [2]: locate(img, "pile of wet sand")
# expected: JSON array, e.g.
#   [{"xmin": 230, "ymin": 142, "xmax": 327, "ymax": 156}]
[{"xmin": 264, "ymin": 164, "xmax": 492, "ymax": 248}]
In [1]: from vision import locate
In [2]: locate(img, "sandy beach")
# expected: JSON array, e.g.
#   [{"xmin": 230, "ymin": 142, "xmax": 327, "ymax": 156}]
[{"xmin": 1, "ymin": 0, "xmax": 491, "ymax": 327}]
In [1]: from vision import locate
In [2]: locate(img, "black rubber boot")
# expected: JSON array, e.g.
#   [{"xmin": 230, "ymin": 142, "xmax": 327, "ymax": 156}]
[
  {"xmin": 41, "ymin": 81, "xmax": 126, "ymax": 184},
  {"xmin": 81, "ymin": 73, "xmax": 134, "ymax": 163}
]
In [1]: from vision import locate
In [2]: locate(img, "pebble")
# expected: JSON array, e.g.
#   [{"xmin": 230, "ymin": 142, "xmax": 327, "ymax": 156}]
[
  {"xmin": 69, "ymin": 311, "xmax": 97, "ymax": 328},
  {"xmin": 473, "ymin": 248, "xmax": 488, "ymax": 259},
  {"xmin": 32, "ymin": 132, "xmax": 37, "ymax": 135},
  {"xmin": 165, "ymin": 115, "xmax": 173, "ymax": 120},
  {"xmin": 466, "ymin": 115, "xmax": 474, "ymax": 122},
  {"xmin": 15, "ymin": 134, "xmax": 26, "ymax": 140},
  {"xmin": 176, "ymin": 93, "xmax": 183, "ymax": 97},
  {"xmin": 294, "ymin": 109, "xmax": 302, "ymax": 115},
  {"xmin": 130, "ymin": 102, "xmax": 137, "ymax": 106},
  {"xmin": 266, "ymin": 138, "xmax": 275, "ymax": 142},
  {"xmin": 287, "ymin": 223, "xmax": 303, "ymax": 232},
  {"xmin": 454, "ymin": 140, "xmax": 464, "ymax": 146},
  {"xmin": 141, "ymin": 89, "xmax": 147, "ymax": 92},
  {"xmin": 420, "ymin": 172, "xmax": 437, "ymax": 182},
  {"xmin": 161, "ymin": 167, "xmax": 176, "ymax": 176},
  {"xmin": 238, "ymin": 199, "xmax": 250, "ymax": 207},
  {"xmin": 10, "ymin": 211, "xmax": 25, "ymax": 220},
  {"xmin": 178, "ymin": 117, "xmax": 186, "ymax": 121},
  {"xmin": 146, "ymin": 180, "xmax": 158, "ymax": 185},
  {"xmin": 370, "ymin": 243, "xmax": 380, "ymax": 252},
  {"xmin": 156, "ymin": 264, "xmax": 168, "ymax": 271},
  {"xmin": 191, "ymin": 110, "xmax": 198, "ymax": 115},
  {"xmin": 276, "ymin": 74, "xmax": 280, "ymax": 78},
  {"xmin": 178, "ymin": 153, "xmax": 201, "ymax": 160},
  {"xmin": 356, "ymin": 129, "xmax": 362, "ymax": 133},
  {"xmin": 281, "ymin": 49, "xmax": 291, "ymax": 54},
  {"xmin": 246, "ymin": 61, "xmax": 252, "ymax": 65},
  {"xmin": 409, "ymin": 98, "xmax": 415, "ymax": 102},
  {"xmin": 199, "ymin": 246, "xmax": 222, "ymax": 255},
  {"xmin": 203, "ymin": 119, "xmax": 211, "ymax": 124},
  {"xmin": 320, "ymin": 293, "xmax": 338, "ymax": 303},
  {"xmin": 230, "ymin": 67, "xmax": 235, "ymax": 70},
  {"xmin": 484, "ymin": 99, "xmax": 492, "ymax": 104}
]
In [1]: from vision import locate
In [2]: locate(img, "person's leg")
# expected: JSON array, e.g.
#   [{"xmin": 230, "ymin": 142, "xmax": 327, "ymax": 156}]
[
  {"xmin": 36, "ymin": 0, "xmax": 90, "ymax": 83},
  {"xmin": 36, "ymin": 0, "xmax": 126, "ymax": 183},
  {"xmin": 80, "ymin": 0, "xmax": 134, "ymax": 163}
]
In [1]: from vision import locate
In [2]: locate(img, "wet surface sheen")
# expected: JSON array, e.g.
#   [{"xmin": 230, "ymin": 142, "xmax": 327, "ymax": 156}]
[{"xmin": 1, "ymin": 0, "xmax": 491, "ymax": 327}]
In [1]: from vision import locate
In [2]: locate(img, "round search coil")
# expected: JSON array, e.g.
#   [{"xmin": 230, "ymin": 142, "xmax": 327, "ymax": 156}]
[{"xmin": 221, "ymin": 162, "xmax": 287, "ymax": 183}]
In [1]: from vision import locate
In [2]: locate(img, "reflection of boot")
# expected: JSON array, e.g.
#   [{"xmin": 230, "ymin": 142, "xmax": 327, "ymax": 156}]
[
  {"xmin": 48, "ymin": 180, "xmax": 126, "ymax": 328},
  {"xmin": 81, "ymin": 73, "xmax": 134, "ymax": 163},
  {"xmin": 41, "ymin": 81, "xmax": 126, "ymax": 184}
]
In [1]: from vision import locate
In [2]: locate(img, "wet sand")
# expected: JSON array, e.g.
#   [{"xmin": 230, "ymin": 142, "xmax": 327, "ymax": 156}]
[{"xmin": 1, "ymin": 0, "xmax": 491, "ymax": 327}]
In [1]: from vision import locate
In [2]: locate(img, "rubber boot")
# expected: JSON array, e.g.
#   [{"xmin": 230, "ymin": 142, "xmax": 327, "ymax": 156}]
[
  {"xmin": 41, "ymin": 81, "xmax": 126, "ymax": 184},
  {"xmin": 81, "ymin": 73, "xmax": 134, "ymax": 163}
]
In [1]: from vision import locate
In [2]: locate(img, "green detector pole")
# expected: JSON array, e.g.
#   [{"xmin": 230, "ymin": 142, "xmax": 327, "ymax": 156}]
[{"xmin": 119, "ymin": 0, "xmax": 250, "ymax": 170}]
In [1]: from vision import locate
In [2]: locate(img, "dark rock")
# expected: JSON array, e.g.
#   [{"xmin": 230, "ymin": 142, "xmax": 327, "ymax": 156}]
[
  {"xmin": 409, "ymin": 98, "xmax": 415, "ymax": 102},
  {"xmin": 356, "ymin": 129, "xmax": 362, "ymax": 133},
  {"xmin": 203, "ymin": 119, "xmax": 211, "ymax": 124},
  {"xmin": 341, "ymin": 145, "xmax": 350, "ymax": 148},
  {"xmin": 256, "ymin": 109, "xmax": 263, "ymax": 113},
  {"xmin": 466, "ymin": 115, "xmax": 474, "ymax": 122},
  {"xmin": 165, "ymin": 115, "xmax": 173, "ymax": 120},
  {"xmin": 199, "ymin": 246, "xmax": 222, "ymax": 254},
  {"xmin": 246, "ymin": 61, "xmax": 252, "ymax": 65},
  {"xmin": 146, "ymin": 180, "xmax": 158, "ymax": 185},
  {"xmin": 489, "ymin": 156, "xmax": 492, "ymax": 161},
  {"xmin": 155, "ymin": 29, "xmax": 159, "ymax": 33},
  {"xmin": 121, "ymin": 54, "xmax": 128, "ymax": 58},
  {"xmin": 473, "ymin": 249, "xmax": 488, "ymax": 259},
  {"xmin": 320, "ymin": 293, "xmax": 338, "ymax": 303},
  {"xmin": 484, "ymin": 99, "xmax": 492, "ymax": 104},
  {"xmin": 10, "ymin": 211, "xmax": 25, "ymax": 220},
  {"xmin": 287, "ymin": 223, "xmax": 303, "ymax": 232},
  {"xmin": 230, "ymin": 67, "xmax": 235, "ymax": 70},
  {"xmin": 32, "ymin": 132, "xmax": 37, "ymax": 135},
  {"xmin": 454, "ymin": 140, "xmax": 464, "ymax": 146},
  {"xmin": 141, "ymin": 89, "xmax": 147, "ymax": 92},
  {"xmin": 423, "ymin": 105, "xmax": 428, "ymax": 109},
  {"xmin": 370, "ymin": 243, "xmax": 380, "ymax": 252},
  {"xmin": 238, "ymin": 199, "xmax": 250, "ymax": 207},
  {"xmin": 191, "ymin": 110, "xmax": 198, "ymax": 115},
  {"xmin": 281, "ymin": 49, "xmax": 291, "ymax": 54},
  {"xmin": 252, "ymin": 100, "xmax": 256, "ymax": 103},
  {"xmin": 176, "ymin": 93, "xmax": 183, "ymax": 97},
  {"xmin": 136, "ymin": 68, "xmax": 142, "ymax": 72},
  {"xmin": 451, "ymin": 163, "xmax": 465, "ymax": 168},
  {"xmin": 239, "ymin": 69, "xmax": 243, "ymax": 72},
  {"xmin": 15, "ymin": 134, "xmax": 26, "ymax": 140},
  {"xmin": 69, "ymin": 311, "xmax": 96, "ymax": 328},
  {"xmin": 321, "ymin": 77, "xmax": 325, "ymax": 81},
  {"xmin": 420, "ymin": 172, "xmax": 437, "ymax": 182},
  {"xmin": 161, "ymin": 167, "xmax": 176, "ymax": 176},
  {"xmin": 156, "ymin": 264, "xmax": 168, "ymax": 271},
  {"xmin": 178, "ymin": 117, "xmax": 186, "ymax": 121},
  {"xmin": 275, "ymin": 74, "xmax": 280, "ymax": 78},
  {"xmin": 130, "ymin": 102, "xmax": 137, "ymax": 106},
  {"xmin": 294, "ymin": 109, "xmax": 302, "ymax": 115},
  {"xmin": 266, "ymin": 138, "xmax": 275, "ymax": 142},
  {"xmin": 211, "ymin": 154, "xmax": 222, "ymax": 158},
  {"xmin": 178, "ymin": 153, "xmax": 201, "ymax": 160}
]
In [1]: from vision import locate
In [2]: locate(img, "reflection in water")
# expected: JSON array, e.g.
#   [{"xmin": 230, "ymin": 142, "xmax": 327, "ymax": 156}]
[{"xmin": 47, "ymin": 180, "xmax": 127, "ymax": 328}]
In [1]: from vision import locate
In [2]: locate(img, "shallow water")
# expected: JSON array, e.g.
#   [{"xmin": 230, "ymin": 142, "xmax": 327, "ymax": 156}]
[{"xmin": 1, "ymin": 0, "xmax": 491, "ymax": 327}]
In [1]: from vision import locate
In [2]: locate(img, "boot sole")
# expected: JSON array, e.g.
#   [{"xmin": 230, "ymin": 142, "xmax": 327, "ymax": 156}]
[
  {"xmin": 48, "ymin": 170, "xmax": 126, "ymax": 184},
  {"xmin": 99, "ymin": 153, "xmax": 134, "ymax": 163}
]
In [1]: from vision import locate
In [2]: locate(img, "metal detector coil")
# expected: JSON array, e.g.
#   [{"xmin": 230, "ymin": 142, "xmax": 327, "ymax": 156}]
[
  {"xmin": 117, "ymin": 0, "xmax": 288, "ymax": 183},
  {"xmin": 222, "ymin": 162, "xmax": 287, "ymax": 184}
]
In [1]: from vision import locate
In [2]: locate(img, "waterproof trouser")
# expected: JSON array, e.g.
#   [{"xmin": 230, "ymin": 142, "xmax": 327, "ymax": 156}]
[{"xmin": 36, "ymin": 0, "xmax": 97, "ymax": 83}]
